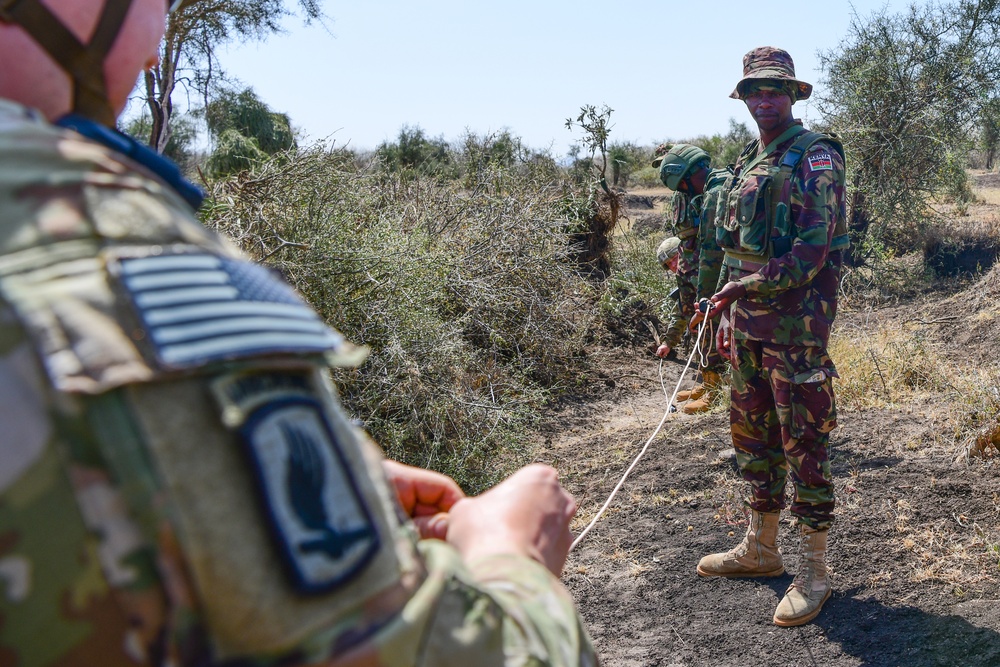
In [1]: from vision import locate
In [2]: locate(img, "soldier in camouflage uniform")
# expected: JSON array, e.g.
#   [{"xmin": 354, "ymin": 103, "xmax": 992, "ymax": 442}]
[
  {"xmin": 0, "ymin": 0, "xmax": 598, "ymax": 665},
  {"xmin": 695, "ymin": 47, "xmax": 848, "ymax": 628},
  {"xmin": 654, "ymin": 145, "xmax": 731, "ymax": 414}
]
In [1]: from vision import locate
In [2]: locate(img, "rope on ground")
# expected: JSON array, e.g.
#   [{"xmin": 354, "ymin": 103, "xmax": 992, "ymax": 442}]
[{"xmin": 570, "ymin": 309, "xmax": 715, "ymax": 551}]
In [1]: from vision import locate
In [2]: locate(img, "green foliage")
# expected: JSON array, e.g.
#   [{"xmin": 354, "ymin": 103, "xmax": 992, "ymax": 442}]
[
  {"xmin": 377, "ymin": 125, "xmax": 456, "ymax": 179},
  {"xmin": 566, "ymin": 104, "xmax": 614, "ymax": 183},
  {"xmin": 122, "ymin": 112, "xmax": 200, "ymax": 174},
  {"xmin": 817, "ymin": 0, "xmax": 1000, "ymax": 261},
  {"xmin": 204, "ymin": 87, "xmax": 296, "ymax": 176},
  {"xmin": 202, "ymin": 145, "xmax": 595, "ymax": 491},
  {"xmin": 599, "ymin": 231, "xmax": 673, "ymax": 340},
  {"xmin": 607, "ymin": 141, "xmax": 647, "ymax": 188},
  {"xmin": 144, "ymin": 0, "xmax": 322, "ymax": 152}
]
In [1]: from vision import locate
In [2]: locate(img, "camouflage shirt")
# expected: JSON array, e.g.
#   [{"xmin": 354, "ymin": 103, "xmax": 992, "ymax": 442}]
[
  {"xmin": 717, "ymin": 122, "xmax": 846, "ymax": 347},
  {"xmin": 0, "ymin": 99, "xmax": 596, "ymax": 667}
]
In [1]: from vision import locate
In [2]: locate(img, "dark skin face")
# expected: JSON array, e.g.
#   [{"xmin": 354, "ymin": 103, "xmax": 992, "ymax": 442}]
[
  {"xmin": 744, "ymin": 85, "xmax": 794, "ymax": 145},
  {"xmin": 676, "ymin": 166, "xmax": 709, "ymax": 196}
]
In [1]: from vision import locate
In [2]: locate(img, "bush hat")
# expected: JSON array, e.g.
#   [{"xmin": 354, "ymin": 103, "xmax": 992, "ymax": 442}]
[
  {"xmin": 730, "ymin": 46, "xmax": 812, "ymax": 101},
  {"xmin": 651, "ymin": 142, "xmax": 672, "ymax": 168}
]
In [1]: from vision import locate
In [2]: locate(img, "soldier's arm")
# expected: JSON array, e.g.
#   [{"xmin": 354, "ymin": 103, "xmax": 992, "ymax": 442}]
[{"xmin": 735, "ymin": 144, "xmax": 844, "ymax": 299}]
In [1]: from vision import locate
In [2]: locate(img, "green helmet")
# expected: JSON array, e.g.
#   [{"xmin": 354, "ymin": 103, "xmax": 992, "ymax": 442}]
[
  {"xmin": 658, "ymin": 144, "xmax": 710, "ymax": 191},
  {"xmin": 656, "ymin": 236, "xmax": 681, "ymax": 269}
]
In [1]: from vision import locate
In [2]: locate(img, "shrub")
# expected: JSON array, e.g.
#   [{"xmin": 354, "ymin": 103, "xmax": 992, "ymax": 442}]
[{"xmin": 203, "ymin": 144, "xmax": 596, "ymax": 491}]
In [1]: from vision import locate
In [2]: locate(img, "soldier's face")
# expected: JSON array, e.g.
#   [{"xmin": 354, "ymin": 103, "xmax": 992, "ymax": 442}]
[
  {"xmin": 666, "ymin": 255, "xmax": 679, "ymax": 273},
  {"xmin": 744, "ymin": 86, "xmax": 793, "ymax": 133}
]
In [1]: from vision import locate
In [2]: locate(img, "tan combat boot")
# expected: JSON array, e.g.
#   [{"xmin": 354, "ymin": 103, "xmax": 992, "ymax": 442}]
[
  {"xmin": 681, "ymin": 369, "xmax": 722, "ymax": 414},
  {"xmin": 697, "ymin": 510, "xmax": 784, "ymax": 577},
  {"xmin": 773, "ymin": 527, "xmax": 832, "ymax": 627},
  {"xmin": 675, "ymin": 382, "xmax": 707, "ymax": 402}
]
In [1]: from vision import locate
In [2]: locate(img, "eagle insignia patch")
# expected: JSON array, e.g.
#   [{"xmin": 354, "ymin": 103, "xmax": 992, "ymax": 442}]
[{"xmin": 240, "ymin": 398, "xmax": 378, "ymax": 593}]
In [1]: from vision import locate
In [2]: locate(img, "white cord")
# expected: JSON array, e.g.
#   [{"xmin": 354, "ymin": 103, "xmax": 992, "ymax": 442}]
[{"xmin": 570, "ymin": 310, "xmax": 714, "ymax": 551}]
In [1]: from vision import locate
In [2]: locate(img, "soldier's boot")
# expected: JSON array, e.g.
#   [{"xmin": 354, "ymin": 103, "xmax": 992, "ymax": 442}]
[
  {"xmin": 773, "ymin": 527, "xmax": 832, "ymax": 627},
  {"xmin": 697, "ymin": 510, "xmax": 784, "ymax": 578},
  {"xmin": 675, "ymin": 383, "xmax": 706, "ymax": 402},
  {"xmin": 680, "ymin": 370, "xmax": 722, "ymax": 414}
]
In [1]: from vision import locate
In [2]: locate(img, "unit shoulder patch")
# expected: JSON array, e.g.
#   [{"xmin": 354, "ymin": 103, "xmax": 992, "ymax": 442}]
[{"xmin": 239, "ymin": 396, "xmax": 379, "ymax": 593}]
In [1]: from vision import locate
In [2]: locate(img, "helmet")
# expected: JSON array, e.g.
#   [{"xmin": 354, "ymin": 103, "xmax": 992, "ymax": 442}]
[
  {"xmin": 658, "ymin": 144, "xmax": 710, "ymax": 191},
  {"xmin": 656, "ymin": 237, "xmax": 681, "ymax": 269}
]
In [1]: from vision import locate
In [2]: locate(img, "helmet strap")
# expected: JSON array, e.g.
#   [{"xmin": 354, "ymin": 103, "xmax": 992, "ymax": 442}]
[{"xmin": 0, "ymin": 0, "xmax": 135, "ymax": 126}]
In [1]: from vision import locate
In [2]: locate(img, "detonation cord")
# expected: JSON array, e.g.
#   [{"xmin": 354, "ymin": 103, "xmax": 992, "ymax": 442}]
[{"xmin": 570, "ymin": 306, "xmax": 715, "ymax": 551}]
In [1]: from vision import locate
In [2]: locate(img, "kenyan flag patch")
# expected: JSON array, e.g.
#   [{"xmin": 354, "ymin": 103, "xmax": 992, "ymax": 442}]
[{"xmin": 807, "ymin": 153, "xmax": 833, "ymax": 171}]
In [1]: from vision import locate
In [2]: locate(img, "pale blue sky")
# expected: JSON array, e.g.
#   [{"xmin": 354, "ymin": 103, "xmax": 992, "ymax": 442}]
[{"xmin": 205, "ymin": 0, "xmax": 900, "ymax": 156}]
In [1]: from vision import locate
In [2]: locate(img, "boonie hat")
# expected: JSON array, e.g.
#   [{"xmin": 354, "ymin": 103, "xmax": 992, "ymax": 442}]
[{"xmin": 730, "ymin": 46, "xmax": 812, "ymax": 101}]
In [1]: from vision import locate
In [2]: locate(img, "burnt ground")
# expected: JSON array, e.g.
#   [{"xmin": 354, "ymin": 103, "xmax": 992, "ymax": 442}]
[{"xmin": 531, "ymin": 213, "xmax": 1000, "ymax": 665}]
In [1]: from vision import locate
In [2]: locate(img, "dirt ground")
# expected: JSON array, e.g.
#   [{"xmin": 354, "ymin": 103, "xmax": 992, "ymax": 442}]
[{"xmin": 532, "ymin": 190, "xmax": 1000, "ymax": 665}]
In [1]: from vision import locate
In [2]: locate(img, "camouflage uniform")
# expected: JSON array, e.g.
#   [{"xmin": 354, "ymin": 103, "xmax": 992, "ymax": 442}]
[
  {"xmin": 661, "ymin": 192, "xmax": 699, "ymax": 349},
  {"xmin": 692, "ymin": 168, "xmax": 729, "ymax": 372},
  {"xmin": 717, "ymin": 121, "xmax": 845, "ymax": 530},
  {"xmin": 0, "ymin": 99, "xmax": 597, "ymax": 666}
]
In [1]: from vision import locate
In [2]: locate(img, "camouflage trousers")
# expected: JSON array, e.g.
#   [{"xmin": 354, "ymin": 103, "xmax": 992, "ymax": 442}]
[
  {"xmin": 663, "ymin": 238, "xmax": 698, "ymax": 349},
  {"xmin": 729, "ymin": 339, "xmax": 838, "ymax": 530}
]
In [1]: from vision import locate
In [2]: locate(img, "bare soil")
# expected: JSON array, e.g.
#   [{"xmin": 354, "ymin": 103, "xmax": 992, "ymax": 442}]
[{"xmin": 533, "ymin": 194, "xmax": 1000, "ymax": 664}]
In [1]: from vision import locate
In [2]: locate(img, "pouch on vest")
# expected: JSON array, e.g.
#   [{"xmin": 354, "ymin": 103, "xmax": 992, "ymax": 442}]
[
  {"xmin": 735, "ymin": 172, "xmax": 773, "ymax": 256},
  {"xmin": 671, "ymin": 192, "xmax": 697, "ymax": 238}
]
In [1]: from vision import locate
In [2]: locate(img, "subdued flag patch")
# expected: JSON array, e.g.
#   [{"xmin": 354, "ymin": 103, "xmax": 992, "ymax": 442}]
[{"xmin": 115, "ymin": 253, "xmax": 343, "ymax": 368}]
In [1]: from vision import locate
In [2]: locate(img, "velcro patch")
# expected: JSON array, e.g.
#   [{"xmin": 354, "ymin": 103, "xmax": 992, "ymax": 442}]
[
  {"xmin": 240, "ymin": 397, "xmax": 379, "ymax": 593},
  {"xmin": 807, "ymin": 153, "xmax": 833, "ymax": 171},
  {"xmin": 114, "ymin": 252, "xmax": 343, "ymax": 369}
]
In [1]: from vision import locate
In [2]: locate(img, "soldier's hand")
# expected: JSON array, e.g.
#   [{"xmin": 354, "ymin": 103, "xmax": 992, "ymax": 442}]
[
  {"xmin": 716, "ymin": 310, "xmax": 733, "ymax": 362},
  {"xmin": 383, "ymin": 460, "xmax": 465, "ymax": 540},
  {"xmin": 447, "ymin": 464, "xmax": 576, "ymax": 576},
  {"xmin": 710, "ymin": 281, "xmax": 747, "ymax": 315},
  {"xmin": 655, "ymin": 344, "xmax": 671, "ymax": 358}
]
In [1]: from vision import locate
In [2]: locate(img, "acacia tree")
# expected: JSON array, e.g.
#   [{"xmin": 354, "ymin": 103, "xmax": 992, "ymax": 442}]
[
  {"xmin": 142, "ymin": 0, "xmax": 321, "ymax": 154},
  {"xmin": 816, "ymin": 0, "xmax": 1000, "ymax": 259},
  {"xmin": 204, "ymin": 86, "xmax": 296, "ymax": 176}
]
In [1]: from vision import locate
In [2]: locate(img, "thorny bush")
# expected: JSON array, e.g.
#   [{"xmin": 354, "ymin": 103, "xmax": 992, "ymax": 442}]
[{"xmin": 203, "ymin": 144, "xmax": 597, "ymax": 491}]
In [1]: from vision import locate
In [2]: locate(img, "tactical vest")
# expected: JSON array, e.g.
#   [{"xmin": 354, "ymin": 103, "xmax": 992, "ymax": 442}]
[
  {"xmin": 670, "ymin": 190, "xmax": 702, "ymax": 239},
  {"xmin": 717, "ymin": 129, "xmax": 850, "ymax": 273}
]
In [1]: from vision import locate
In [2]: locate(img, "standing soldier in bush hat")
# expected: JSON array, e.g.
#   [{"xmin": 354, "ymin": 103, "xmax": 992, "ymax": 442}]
[
  {"xmin": 0, "ymin": 0, "xmax": 597, "ymax": 664},
  {"xmin": 655, "ymin": 144, "xmax": 731, "ymax": 414},
  {"xmin": 695, "ymin": 46, "xmax": 849, "ymax": 627}
]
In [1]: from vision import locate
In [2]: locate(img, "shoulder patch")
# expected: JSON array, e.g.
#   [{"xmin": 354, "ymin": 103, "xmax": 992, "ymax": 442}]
[
  {"xmin": 240, "ymin": 396, "xmax": 379, "ymax": 593},
  {"xmin": 807, "ymin": 153, "xmax": 833, "ymax": 172},
  {"xmin": 113, "ymin": 252, "xmax": 343, "ymax": 369}
]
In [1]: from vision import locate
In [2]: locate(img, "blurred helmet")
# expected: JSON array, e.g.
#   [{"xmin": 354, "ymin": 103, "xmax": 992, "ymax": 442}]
[
  {"xmin": 656, "ymin": 236, "xmax": 681, "ymax": 269},
  {"xmin": 658, "ymin": 144, "xmax": 710, "ymax": 191},
  {"xmin": 650, "ymin": 142, "xmax": 672, "ymax": 168}
]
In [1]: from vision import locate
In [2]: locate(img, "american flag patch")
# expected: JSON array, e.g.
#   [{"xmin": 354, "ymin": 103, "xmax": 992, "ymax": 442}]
[
  {"xmin": 117, "ymin": 253, "xmax": 343, "ymax": 368},
  {"xmin": 807, "ymin": 153, "xmax": 833, "ymax": 171}
]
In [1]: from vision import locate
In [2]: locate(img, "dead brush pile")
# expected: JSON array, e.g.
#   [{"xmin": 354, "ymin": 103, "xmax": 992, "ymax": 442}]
[{"xmin": 202, "ymin": 146, "xmax": 597, "ymax": 490}]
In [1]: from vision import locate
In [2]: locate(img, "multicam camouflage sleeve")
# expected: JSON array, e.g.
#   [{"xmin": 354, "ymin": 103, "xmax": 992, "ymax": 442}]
[{"xmin": 0, "ymin": 100, "xmax": 596, "ymax": 667}]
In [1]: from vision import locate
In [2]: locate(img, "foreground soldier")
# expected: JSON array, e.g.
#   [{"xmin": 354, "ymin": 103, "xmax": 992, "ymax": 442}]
[
  {"xmin": 0, "ymin": 0, "xmax": 597, "ymax": 664},
  {"xmin": 655, "ymin": 144, "xmax": 730, "ymax": 414},
  {"xmin": 695, "ymin": 47, "xmax": 848, "ymax": 627}
]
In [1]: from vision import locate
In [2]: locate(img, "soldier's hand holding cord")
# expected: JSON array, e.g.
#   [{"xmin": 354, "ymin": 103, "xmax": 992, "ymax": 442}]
[
  {"xmin": 447, "ymin": 464, "xmax": 577, "ymax": 576},
  {"xmin": 383, "ymin": 460, "xmax": 466, "ymax": 539}
]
